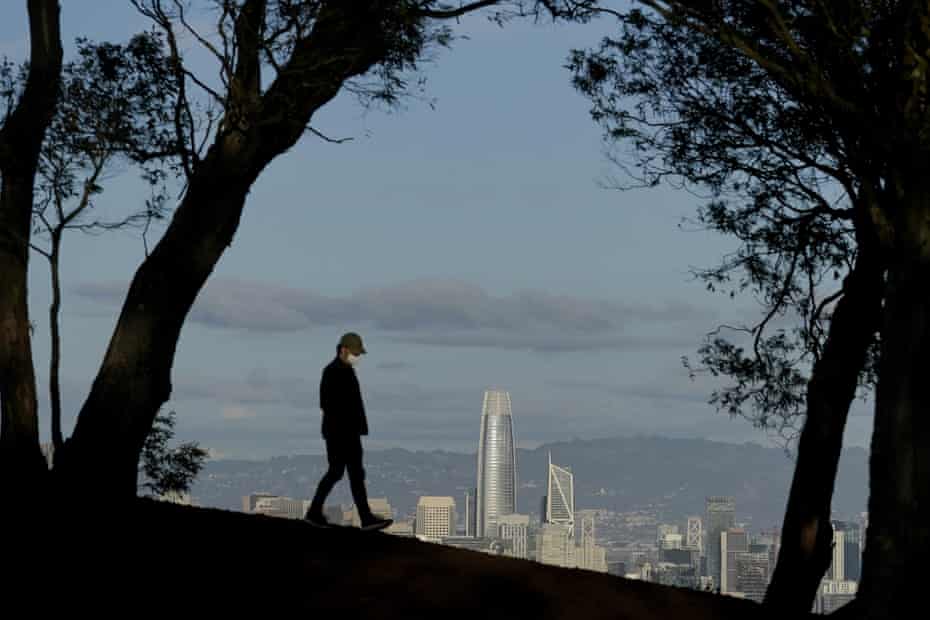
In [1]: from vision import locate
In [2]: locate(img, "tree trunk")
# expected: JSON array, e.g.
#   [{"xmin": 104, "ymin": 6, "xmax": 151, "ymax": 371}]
[
  {"xmin": 57, "ymin": 147, "xmax": 263, "ymax": 498},
  {"xmin": 0, "ymin": 0, "xmax": 62, "ymax": 492},
  {"xmin": 858, "ymin": 235, "xmax": 930, "ymax": 619},
  {"xmin": 49, "ymin": 234, "xmax": 64, "ymax": 453},
  {"xmin": 764, "ymin": 227, "xmax": 884, "ymax": 613}
]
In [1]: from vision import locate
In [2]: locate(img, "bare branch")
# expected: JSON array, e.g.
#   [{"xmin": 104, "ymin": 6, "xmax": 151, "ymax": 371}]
[
  {"xmin": 305, "ymin": 125, "xmax": 353, "ymax": 144},
  {"xmin": 415, "ymin": 1, "xmax": 502, "ymax": 19}
]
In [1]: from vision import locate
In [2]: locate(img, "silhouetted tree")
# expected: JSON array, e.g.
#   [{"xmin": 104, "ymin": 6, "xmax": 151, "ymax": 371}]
[
  {"xmin": 0, "ymin": 0, "xmax": 62, "ymax": 495},
  {"xmin": 570, "ymin": 2, "xmax": 930, "ymax": 618},
  {"xmin": 0, "ymin": 1, "xmax": 602, "ymax": 500},
  {"xmin": 568, "ymin": 3, "xmax": 880, "ymax": 612},
  {"xmin": 139, "ymin": 410, "xmax": 208, "ymax": 498},
  {"xmin": 17, "ymin": 34, "xmax": 185, "ymax": 457}
]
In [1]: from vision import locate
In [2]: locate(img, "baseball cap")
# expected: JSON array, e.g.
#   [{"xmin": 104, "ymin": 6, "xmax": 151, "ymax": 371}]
[{"xmin": 339, "ymin": 332, "xmax": 367, "ymax": 355}]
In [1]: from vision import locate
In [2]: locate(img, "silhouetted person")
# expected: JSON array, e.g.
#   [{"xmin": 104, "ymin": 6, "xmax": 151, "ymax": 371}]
[{"xmin": 305, "ymin": 332, "xmax": 393, "ymax": 531}]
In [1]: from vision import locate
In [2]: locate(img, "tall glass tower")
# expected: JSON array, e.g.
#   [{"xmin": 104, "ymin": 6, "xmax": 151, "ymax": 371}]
[
  {"xmin": 476, "ymin": 389, "xmax": 517, "ymax": 538},
  {"xmin": 705, "ymin": 496, "xmax": 736, "ymax": 588},
  {"xmin": 546, "ymin": 452, "xmax": 575, "ymax": 529}
]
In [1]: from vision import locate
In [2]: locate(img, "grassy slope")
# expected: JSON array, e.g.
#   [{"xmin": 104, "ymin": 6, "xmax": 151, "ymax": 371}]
[{"xmin": 21, "ymin": 498, "xmax": 811, "ymax": 618}]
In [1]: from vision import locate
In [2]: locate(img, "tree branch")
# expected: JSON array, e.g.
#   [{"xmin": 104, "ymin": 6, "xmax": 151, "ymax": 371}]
[
  {"xmin": 415, "ymin": 1, "xmax": 502, "ymax": 19},
  {"xmin": 305, "ymin": 125, "xmax": 353, "ymax": 143}
]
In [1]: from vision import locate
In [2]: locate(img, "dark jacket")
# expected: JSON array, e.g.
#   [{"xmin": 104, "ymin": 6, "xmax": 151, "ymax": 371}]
[{"xmin": 319, "ymin": 357, "xmax": 369, "ymax": 438}]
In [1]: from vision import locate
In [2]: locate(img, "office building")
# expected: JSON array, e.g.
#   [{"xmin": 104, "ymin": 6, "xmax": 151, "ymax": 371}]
[
  {"xmin": 545, "ymin": 453, "xmax": 574, "ymax": 529},
  {"xmin": 242, "ymin": 493, "xmax": 277, "ymax": 513},
  {"xmin": 686, "ymin": 516, "xmax": 704, "ymax": 553},
  {"xmin": 720, "ymin": 528, "xmax": 749, "ymax": 595},
  {"xmin": 476, "ymin": 389, "xmax": 517, "ymax": 538},
  {"xmin": 385, "ymin": 520, "xmax": 415, "ymax": 537},
  {"xmin": 579, "ymin": 512, "xmax": 608, "ymax": 572},
  {"xmin": 705, "ymin": 497, "xmax": 736, "ymax": 584},
  {"xmin": 250, "ymin": 495, "xmax": 309, "ymax": 519},
  {"xmin": 816, "ymin": 580, "xmax": 858, "ymax": 614},
  {"xmin": 416, "ymin": 496, "xmax": 457, "ymax": 539},
  {"xmin": 735, "ymin": 552, "xmax": 770, "ymax": 602},
  {"xmin": 345, "ymin": 498, "xmax": 393, "ymax": 527},
  {"xmin": 539, "ymin": 522, "xmax": 576, "ymax": 568},
  {"xmin": 833, "ymin": 520, "xmax": 861, "ymax": 582},
  {"xmin": 498, "ymin": 513, "xmax": 531, "ymax": 560}
]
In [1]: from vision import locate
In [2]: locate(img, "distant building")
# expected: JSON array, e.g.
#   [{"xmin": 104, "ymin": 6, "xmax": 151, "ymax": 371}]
[
  {"xmin": 659, "ymin": 532, "xmax": 684, "ymax": 550},
  {"xmin": 705, "ymin": 497, "xmax": 736, "ymax": 584},
  {"xmin": 833, "ymin": 520, "xmax": 861, "ymax": 582},
  {"xmin": 651, "ymin": 562, "xmax": 699, "ymax": 589},
  {"xmin": 385, "ymin": 520, "xmax": 415, "ymax": 537},
  {"xmin": 416, "ymin": 496, "xmax": 457, "ymax": 539},
  {"xmin": 464, "ymin": 488, "xmax": 477, "ymax": 537},
  {"xmin": 720, "ymin": 528, "xmax": 749, "ymax": 595},
  {"xmin": 251, "ymin": 495, "xmax": 309, "ymax": 519},
  {"xmin": 539, "ymin": 523, "xmax": 576, "ymax": 568},
  {"xmin": 545, "ymin": 453, "xmax": 575, "ymax": 529},
  {"xmin": 686, "ymin": 516, "xmax": 704, "ymax": 554},
  {"xmin": 242, "ymin": 493, "xmax": 277, "ymax": 513},
  {"xmin": 441, "ymin": 536, "xmax": 500, "ymax": 555},
  {"xmin": 578, "ymin": 512, "xmax": 608, "ymax": 573},
  {"xmin": 607, "ymin": 561, "xmax": 627, "ymax": 577},
  {"xmin": 735, "ymin": 552, "xmax": 770, "ymax": 603},
  {"xmin": 498, "ymin": 513, "xmax": 531, "ymax": 560},
  {"xmin": 815, "ymin": 580, "xmax": 858, "ymax": 614},
  {"xmin": 660, "ymin": 548, "xmax": 694, "ymax": 566},
  {"xmin": 476, "ymin": 390, "xmax": 517, "ymax": 538},
  {"xmin": 159, "ymin": 491, "xmax": 194, "ymax": 505},
  {"xmin": 657, "ymin": 524, "xmax": 679, "ymax": 545},
  {"xmin": 828, "ymin": 527, "xmax": 847, "ymax": 581},
  {"xmin": 345, "ymin": 498, "xmax": 393, "ymax": 526}
]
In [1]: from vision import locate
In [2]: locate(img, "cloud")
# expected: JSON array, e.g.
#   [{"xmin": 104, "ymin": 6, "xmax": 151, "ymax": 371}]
[
  {"xmin": 547, "ymin": 376, "xmax": 714, "ymax": 406},
  {"xmin": 221, "ymin": 405, "xmax": 258, "ymax": 420},
  {"xmin": 75, "ymin": 277, "xmax": 717, "ymax": 353},
  {"xmin": 376, "ymin": 361, "xmax": 414, "ymax": 371}
]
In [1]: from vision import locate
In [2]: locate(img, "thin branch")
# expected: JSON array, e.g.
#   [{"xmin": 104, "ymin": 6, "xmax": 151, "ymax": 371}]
[
  {"xmin": 173, "ymin": 0, "xmax": 230, "ymax": 75},
  {"xmin": 305, "ymin": 125, "xmax": 353, "ymax": 144},
  {"xmin": 416, "ymin": 1, "xmax": 501, "ymax": 19},
  {"xmin": 29, "ymin": 242, "xmax": 52, "ymax": 260}
]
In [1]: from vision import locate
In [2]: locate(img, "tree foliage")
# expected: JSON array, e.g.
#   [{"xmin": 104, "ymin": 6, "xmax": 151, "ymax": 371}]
[
  {"xmin": 139, "ymin": 410, "xmax": 208, "ymax": 497},
  {"xmin": 567, "ymin": 2, "xmax": 880, "ymax": 445}
]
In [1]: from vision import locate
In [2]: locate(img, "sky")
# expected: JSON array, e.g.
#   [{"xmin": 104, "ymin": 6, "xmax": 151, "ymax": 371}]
[{"xmin": 0, "ymin": 1, "xmax": 875, "ymax": 460}]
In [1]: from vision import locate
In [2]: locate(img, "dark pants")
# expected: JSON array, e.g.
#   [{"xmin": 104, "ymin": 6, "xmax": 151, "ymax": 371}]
[{"xmin": 309, "ymin": 434, "xmax": 372, "ymax": 520}]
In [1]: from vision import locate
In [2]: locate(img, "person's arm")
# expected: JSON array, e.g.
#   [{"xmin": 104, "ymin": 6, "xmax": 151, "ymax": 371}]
[{"xmin": 320, "ymin": 365, "xmax": 333, "ymax": 414}]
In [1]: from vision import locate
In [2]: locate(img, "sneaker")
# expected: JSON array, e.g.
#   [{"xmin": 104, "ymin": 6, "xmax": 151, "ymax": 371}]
[
  {"xmin": 304, "ymin": 512, "xmax": 333, "ymax": 528},
  {"xmin": 360, "ymin": 516, "xmax": 393, "ymax": 532}
]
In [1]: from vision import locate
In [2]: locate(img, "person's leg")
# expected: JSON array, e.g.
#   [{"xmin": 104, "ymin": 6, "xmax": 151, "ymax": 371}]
[
  {"xmin": 344, "ymin": 435, "xmax": 374, "ymax": 521},
  {"xmin": 308, "ymin": 436, "xmax": 347, "ymax": 516}
]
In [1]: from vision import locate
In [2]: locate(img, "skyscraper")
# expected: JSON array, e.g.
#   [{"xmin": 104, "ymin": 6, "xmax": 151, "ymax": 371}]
[
  {"xmin": 720, "ymin": 527, "xmax": 749, "ymax": 595},
  {"xmin": 476, "ymin": 389, "xmax": 517, "ymax": 538},
  {"xmin": 545, "ymin": 453, "xmax": 574, "ymax": 529},
  {"xmin": 833, "ymin": 520, "xmax": 861, "ymax": 581},
  {"xmin": 705, "ymin": 496, "xmax": 736, "ymax": 588}
]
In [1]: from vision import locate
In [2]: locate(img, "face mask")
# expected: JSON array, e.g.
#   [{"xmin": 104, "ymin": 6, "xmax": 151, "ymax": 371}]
[{"xmin": 346, "ymin": 353, "xmax": 360, "ymax": 366}]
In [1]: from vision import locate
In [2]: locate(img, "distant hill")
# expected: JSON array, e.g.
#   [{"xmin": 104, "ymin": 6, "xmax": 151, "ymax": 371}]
[{"xmin": 191, "ymin": 435, "xmax": 868, "ymax": 527}]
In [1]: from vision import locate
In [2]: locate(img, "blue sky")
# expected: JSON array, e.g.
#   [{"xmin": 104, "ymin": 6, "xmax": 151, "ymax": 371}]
[{"xmin": 1, "ymin": 2, "xmax": 875, "ymax": 459}]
